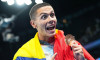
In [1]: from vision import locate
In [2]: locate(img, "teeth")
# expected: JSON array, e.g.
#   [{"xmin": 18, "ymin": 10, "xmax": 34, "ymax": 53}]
[
  {"xmin": 46, "ymin": 26, "xmax": 55, "ymax": 30},
  {"xmin": 49, "ymin": 26, "xmax": 54, "ymax": 27}
]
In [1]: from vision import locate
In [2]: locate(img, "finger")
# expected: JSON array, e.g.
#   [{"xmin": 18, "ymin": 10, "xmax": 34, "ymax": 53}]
[
  {"xmin": 72, "ymin": 44, "xmax": 81, "ymax": 48},
  {"xmin": 74, "ymin": 49, "xmax": 83, "ymax": 53},
  {"xmin": 71, "ymin": 44, "xmax": 78, "ymax": 48},
  {"xmin": 71, "ymin": 41, "xmax": 77, "ymax": 46},
  {"xmin": 73, "ymin": 47, "xmax": 82, "ymax": 51},
  {"xmin": 73, "ymin": 45, "xmax": 82, "ymax": 50},
  {"xmin": 72, "ymin": 45, "xmax": 83, "ymax": 52},
  {"xmin": 51, "ymin": 53, "xmax": 57, "ymax": 60},
  {"xmin": 71, "ymin": 40, "xmax": 76, "ymax": 44}
]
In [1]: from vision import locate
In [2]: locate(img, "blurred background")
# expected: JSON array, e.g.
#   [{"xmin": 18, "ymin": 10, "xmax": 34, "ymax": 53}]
[{"xmin": 0, "ymin": 0, "xmax": 100, "ymax": 60}]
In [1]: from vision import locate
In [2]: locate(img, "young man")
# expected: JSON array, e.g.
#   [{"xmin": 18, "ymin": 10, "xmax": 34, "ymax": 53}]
[{"xmin": 13, "ymin": 2, "xmax": 95, "ymax": 60}]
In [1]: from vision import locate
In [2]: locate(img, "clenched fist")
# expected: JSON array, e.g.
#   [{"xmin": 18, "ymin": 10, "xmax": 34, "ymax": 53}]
[{"xmin": 65, "ymin": 34, "xmax": 85, "ymax": 60}]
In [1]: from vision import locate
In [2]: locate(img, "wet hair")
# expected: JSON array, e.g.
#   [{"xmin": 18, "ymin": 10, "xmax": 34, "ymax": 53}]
[{"xmin": 29, "ymin": 2, "xmax": 51, "ymax": 20}]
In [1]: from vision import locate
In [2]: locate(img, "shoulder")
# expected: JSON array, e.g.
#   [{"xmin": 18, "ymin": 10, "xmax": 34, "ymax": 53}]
[
  {"xmin": 56, "ymin": 29, "xmax": 64, "ymax": 34},
  {"xmin": 13, "ymin": 38, "xmax": 35, "ymax": 60}
]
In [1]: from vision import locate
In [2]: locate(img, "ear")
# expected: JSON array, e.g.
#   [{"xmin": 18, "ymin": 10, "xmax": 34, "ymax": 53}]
[{"xmin": 30, "ymin": 20, "xmax": 37, "ymax": 28}]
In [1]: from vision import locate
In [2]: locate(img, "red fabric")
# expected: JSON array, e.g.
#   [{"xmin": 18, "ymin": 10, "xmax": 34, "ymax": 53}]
[
  {"xmin": 54, "ymin": 30, "xmax": 95, "ymax": 60},
  {"xmin": 76, "ymin": 41, "xmax": 95, "ymax": 60}
]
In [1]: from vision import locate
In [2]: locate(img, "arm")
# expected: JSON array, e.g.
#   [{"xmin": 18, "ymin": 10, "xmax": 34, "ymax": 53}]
[{"xmin": 65, "ymin": 34, "xmax": 95, "ymax": 60}]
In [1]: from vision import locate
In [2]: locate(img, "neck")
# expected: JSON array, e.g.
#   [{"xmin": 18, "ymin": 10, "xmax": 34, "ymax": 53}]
[
  {"xmin": 38, "ymin": 33, "xmax": 50, "ymax": 42},
  {"xmin": 38, "ymin": 33, "xmax": 55, "ymax": 43}
]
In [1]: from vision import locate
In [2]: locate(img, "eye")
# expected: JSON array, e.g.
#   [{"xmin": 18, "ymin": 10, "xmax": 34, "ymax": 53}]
[
  {"xmin": 50, "ymin": 13, "xmax": 55, "ymax": 18},
  {"xmin": 41, "ymin": 14, "xmax": 48, "ymax": 20}
]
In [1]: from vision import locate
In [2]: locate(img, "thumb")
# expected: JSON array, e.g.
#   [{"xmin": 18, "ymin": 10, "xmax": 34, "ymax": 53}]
[
  {"xmin": 71, "ymin": 40, "xmax": 77, "ymax": 47},
  {"xmin": 50, "ymin": 53, "xmax": 57, "ymax": 60}
]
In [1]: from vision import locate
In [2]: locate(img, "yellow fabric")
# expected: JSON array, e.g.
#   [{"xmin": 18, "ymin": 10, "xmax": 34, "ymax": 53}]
[
  {"xmin": 13, "ymin": 29, "xmax": 58, "ymax": 60},
  {"xmin": 13, "ymin": 33, "xmax": 45, "ymax": 60}
]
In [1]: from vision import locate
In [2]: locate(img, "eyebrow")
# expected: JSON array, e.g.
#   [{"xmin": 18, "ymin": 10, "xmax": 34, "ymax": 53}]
[
  {"xmin": 40, "ymin": 13, "xmax": 47, "ymax": 16},
  {"xmin": 39, "ymin": 10, "xmax": 54, "ymax": 16}
]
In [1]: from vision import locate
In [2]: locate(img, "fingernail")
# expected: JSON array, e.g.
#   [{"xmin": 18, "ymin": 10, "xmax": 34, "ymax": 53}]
[{"xmin": 55, "ymin": 52, "xmax": 57, "ymax": 54}]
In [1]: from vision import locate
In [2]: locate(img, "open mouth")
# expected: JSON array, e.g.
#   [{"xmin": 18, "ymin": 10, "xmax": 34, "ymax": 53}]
[
  {"xmin": 46, "ymin": 25, "xmax": 56, "ymax": 30},
  {"xmin": 45, "ymin": 21, "xmax": 57, "ymax": 34},
  {"xmin": 45, "ymin": 25, "xmax": 56, "ymax": 34}
]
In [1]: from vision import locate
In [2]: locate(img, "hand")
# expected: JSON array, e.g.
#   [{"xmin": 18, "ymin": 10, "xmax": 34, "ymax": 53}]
[
  {"xmin": 71, "ymin": 41, "xmax": 83, "ymax": 54},
  {"xmin": 50, "ymin": 53, "xmax": 57, "ymax": 60},
  {"xmin": 71, "ymin": 41, "xmax": 85, "ymax": 60},
  {"xmin": 65, "ymin": 34, "xmax": 85, "ymax": 60}
]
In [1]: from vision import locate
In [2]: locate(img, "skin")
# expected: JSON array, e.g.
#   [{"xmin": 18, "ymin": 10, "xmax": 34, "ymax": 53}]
[
  {"xmin": 30, "ymin": 6, "xmax": 57, "ymax": 42},
  {"xmin": 71, "ymin": 41, "xmax": 85, "ymax": 60},
  {"xmin": 30, "ymin": 6, "xmax": 85, "ymax": 60}
]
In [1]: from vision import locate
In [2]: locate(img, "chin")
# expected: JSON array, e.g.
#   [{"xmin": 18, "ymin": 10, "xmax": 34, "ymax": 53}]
[{"xmin": 47, "ymin": 32, "xmax": 56, "ymax": 37}]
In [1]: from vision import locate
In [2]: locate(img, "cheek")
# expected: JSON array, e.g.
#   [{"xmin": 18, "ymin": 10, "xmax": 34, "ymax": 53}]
[
  {"xmin": 53, "ymin": 17, "xmax": 57, "ymax": 23},
  {"xmin": 36, "ymin": 19, "xmax": 47, "ymax": 30},
  {"xmin": 55, "ymin": 18, "xmax": 57, "ymax": 22},
  {"xmin": 38, "ymin": 22, "xmax": 46, "ymax": 29},
  {"xmin": 55, "ymin": 19, "xmax": 57, "ymax": 23}
]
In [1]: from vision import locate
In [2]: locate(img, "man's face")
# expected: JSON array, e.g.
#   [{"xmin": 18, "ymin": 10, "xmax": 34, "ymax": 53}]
[{"xmin": 31, "ymin": 6, "xmax": 57, "ymax": 37}]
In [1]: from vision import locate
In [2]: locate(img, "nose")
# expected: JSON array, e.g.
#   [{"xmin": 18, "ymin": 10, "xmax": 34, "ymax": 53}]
[
  {"xmin": 49, "ymin": 20, "xmax": 55, "ymax": 24},
  {"xmin": 48, "ymin": 15, "xmax": 56, "ymax": 24}
]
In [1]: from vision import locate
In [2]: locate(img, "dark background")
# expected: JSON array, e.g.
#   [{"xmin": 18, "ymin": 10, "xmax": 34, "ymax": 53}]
[{"xmin": 0, "ymin": 0, "xmax": 100, "ymax": 60}]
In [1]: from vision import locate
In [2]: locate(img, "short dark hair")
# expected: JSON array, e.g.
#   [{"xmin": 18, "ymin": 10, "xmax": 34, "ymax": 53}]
[{"xmin": 29, "ymin": 2, "xmax": 51, "ymax": 20}]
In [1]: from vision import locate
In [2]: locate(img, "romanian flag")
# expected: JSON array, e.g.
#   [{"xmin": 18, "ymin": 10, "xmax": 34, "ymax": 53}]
[
  {"xmin": 13, "ymin": 29, "xmax": 95, "ymax": 60},
  {"xmin": 13, "ymin": 33, "xmax": 46, "ymax": 60}
]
